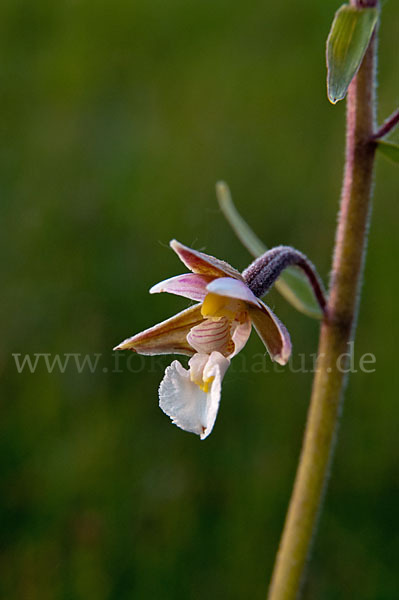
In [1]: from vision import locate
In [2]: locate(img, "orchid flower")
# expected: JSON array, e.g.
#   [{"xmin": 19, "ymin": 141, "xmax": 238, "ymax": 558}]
[{"xmin": 114, "ymin": 240, "xmax": 293, "ymax": 440}]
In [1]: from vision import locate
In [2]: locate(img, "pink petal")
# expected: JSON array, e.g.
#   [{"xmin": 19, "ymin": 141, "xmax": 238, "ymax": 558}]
[
  {"xmin": 187, "ymin": 317, "xmax": 232, "ymax": 356},
  {"xmin": 170, "ymin": 239, "xmax": 243, "ymax": 280},
  {"xmin": 150, "ymin": 274, "xmax": 213, "ymax": 302},
  {"xmin": 113, "ymin": 304, "xmax": 203, "ymax": 356},
  {"xmin": 230, "ymin": 318, "xmax": 252, "ymax": 358},
  {"xmin": 206, "ymin": 277, "xmax": 262, "ymax": 308},
  {"xmin": 248, "ymin": 301, "xmax": 292, "ymax": 365}
]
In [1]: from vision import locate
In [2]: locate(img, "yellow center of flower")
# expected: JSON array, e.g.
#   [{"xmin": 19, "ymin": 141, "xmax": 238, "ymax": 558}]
[
  {"xmin": 199, "ymin": 376, "xmax": 214, "ymax": 393},
  {"xmin": 201, "ymin": 293, "xmax": 246, "ymax": 321},
  {"xmin": 190, "ymin": 370, "xmax": 215, "ymax": 393}
]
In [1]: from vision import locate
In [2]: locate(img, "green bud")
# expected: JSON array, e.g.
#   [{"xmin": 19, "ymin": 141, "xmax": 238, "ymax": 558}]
[{"xmin": 326, "ymin": 4, "xmax": 378, "ymax": 104}]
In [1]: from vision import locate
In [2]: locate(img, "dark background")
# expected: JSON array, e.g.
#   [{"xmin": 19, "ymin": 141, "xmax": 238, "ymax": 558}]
[{"xmin": 1, "ymin": 0, "xmax": 398, "ymax": 598}]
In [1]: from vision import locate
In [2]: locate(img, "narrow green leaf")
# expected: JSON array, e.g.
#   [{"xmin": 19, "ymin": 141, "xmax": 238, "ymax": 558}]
[
  {"xmin": 377, "ymin": 140, "xmax": 399, "ymax": 165},
  {"xmin": 326, "ymin": 4, "xmax": 378, "ymax": 104},
  {"xmin": 216, "ymin": 181, "xmax": 266, "ymax": 258},
  {"xmin": 273, "ymin": 268, "xmax": 324, "ymax": 320},
  {"xmin": 216, "ymin": 181, "xmax": 324, "ymax": 319}
]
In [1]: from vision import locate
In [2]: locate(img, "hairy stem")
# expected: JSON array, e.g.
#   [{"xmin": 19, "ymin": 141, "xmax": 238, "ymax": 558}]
[
  {"xmin": 267, "ymin": 7, "xmax": 378, "ymax": 600},
  {"xmin": 242, "ymin": 246, "xmax": 327, "ymax": 314}
]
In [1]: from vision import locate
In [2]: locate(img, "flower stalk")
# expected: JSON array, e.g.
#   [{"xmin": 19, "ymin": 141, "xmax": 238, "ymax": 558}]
[
  {"xmin": 243, "ymin": 246, "xmax": 327, "ymax": 315},
  {"xmin": 371, "ymin": 107, "xmax": 399, "ymax": 140},
  {"xmin": 267, "ymin": 3, "xmax": 378, "ymax": 599}
]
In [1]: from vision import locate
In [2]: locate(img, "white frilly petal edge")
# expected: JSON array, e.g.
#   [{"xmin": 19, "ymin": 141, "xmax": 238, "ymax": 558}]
[{"xmin": 158, "ymin": 351, "xmax": 230, "ymax": 440}]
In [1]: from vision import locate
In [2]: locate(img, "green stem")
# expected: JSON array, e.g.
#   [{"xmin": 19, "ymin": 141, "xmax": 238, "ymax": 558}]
[{"xmin": 267, "ymin": 7, "xmax": 378, "ymax": 600}]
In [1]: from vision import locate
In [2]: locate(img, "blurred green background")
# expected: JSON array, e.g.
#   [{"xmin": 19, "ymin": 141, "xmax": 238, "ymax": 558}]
[{"xmin": 1, "ymin": 0, "xmax": 398, "ymax": 598}]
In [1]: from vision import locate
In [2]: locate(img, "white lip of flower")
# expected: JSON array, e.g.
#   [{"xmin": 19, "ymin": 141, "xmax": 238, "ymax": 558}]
[{"xmin": 114, "ymin": 240, "xmax": 291, "ymax": 440}]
